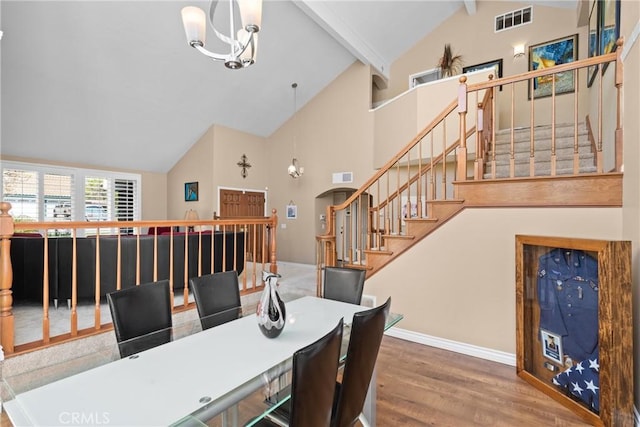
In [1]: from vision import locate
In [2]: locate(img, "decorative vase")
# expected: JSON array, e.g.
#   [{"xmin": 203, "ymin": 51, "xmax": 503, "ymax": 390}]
[{"xmin": 257, "ymin": 271, "xmax": 286, "ymax": 338}]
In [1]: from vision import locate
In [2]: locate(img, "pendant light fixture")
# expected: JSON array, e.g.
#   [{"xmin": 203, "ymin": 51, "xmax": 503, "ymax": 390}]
[{"xmin": 288, "ymin": 83, "xmax": 304, "ymax": 178}]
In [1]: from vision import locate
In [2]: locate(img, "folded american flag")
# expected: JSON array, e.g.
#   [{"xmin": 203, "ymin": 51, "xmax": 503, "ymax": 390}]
[{"xmin": 552, "ymin": 350, "xmax": 600, "ymax": 412}]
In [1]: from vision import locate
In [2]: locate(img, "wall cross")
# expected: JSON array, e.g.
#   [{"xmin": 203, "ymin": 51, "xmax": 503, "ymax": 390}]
[{"xmin": 237, "ymin": 154, "xmax": 252, "ymax": 178}]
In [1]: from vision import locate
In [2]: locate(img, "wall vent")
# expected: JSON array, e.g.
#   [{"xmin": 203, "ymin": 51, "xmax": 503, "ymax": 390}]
[
  {"xmin": 495, "ymin": 6, "xmax": 532, "ymax": 32},
  {"xmin": 332, "ymin": 172, "xmax": 353, "ymax": 184}
]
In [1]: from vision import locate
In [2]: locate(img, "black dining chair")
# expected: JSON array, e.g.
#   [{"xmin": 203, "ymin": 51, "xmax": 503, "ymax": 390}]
[
  {"xmin": 250, "ymin": 319, "xmax": 344, "ymax": 427},
  {"xmin": 331, "ymin": 297, "xmax": 391, "ymax": 427},
  {"xmin": 189, "ymin": 271, "xmax": 242, "ymax": 330},
  {"xmin": 323, "ymin": 266, "xmax": 366, "ymax": 305},
  {"xmin": 107, "ymin": 279, "xmax": 173, "ymax": 358}
]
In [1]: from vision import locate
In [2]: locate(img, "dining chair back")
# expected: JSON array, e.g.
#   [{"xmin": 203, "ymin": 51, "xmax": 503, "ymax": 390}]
[
  {"xmin": 189, "ymin": 271, "xmax": 241, "ymax": 330},
  {"xmin": 107, "ymin": 280, "xmax": 172, "ymax": 358},
  {"xmin": 323, "ymin": 266, "xmax": 366, "ymax": 305},
  {"xmin": 331, "ymin": 297, "xmax": 391, "ymax": 427},
  {"xmin": 252, "ymin": 319, "xmax": 344, "ymax": 427}
]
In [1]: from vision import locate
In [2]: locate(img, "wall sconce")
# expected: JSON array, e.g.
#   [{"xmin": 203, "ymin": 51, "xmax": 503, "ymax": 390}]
[{"xmin": 513, "ymin": 44, "xmax": 526, "ymax": 58}]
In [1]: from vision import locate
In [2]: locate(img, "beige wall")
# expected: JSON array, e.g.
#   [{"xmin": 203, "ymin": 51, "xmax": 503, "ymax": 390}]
[
  {"xmin": 376, "ymin": 2, "xmax": 588, "ymax": 129},
  {"xmin": 366, "ymin": 207, "xmax": 622, "ymax": 352},
  {"xmin": 0, "ymin": 154, "xmax": 168, "ymax": 220},
  {"xmin": 166, "ymin": 124, "xmax": 267, "ymax": 221},
  {"xmin": 212, "ymin": 125, "xmax": 269, "ymax": 215},
  {"xmin": 373, "ymin": 68, "xmax": 493, "ymax": 167},
  {"xmin": 619, "ymin": 0, "xmax": 640, "ymax": 411},
  {"xmin": 264, "ymin": 63, "xmax": 376, "ymax": 264}
]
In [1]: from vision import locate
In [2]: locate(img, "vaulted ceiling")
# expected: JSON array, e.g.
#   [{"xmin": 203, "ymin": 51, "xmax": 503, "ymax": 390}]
[{"xmin": 0, "ymin": 0, "xmax": 576, "ymax": 173}]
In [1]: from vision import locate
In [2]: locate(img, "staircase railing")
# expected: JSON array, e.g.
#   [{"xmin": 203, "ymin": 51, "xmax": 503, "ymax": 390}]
[
  {"xmin": 0, "ymin": 203, "xmax": 278, "ymax": 355},
  {"xmin": 316, "ymin": 40, "xmax": 624, "ymax": 287}
]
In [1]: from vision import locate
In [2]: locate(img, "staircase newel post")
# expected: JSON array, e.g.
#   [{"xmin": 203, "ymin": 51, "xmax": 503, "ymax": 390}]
[
  {"xmin": 0, "ymin": 202, "xmax": 15, "ymax": 354},
  {"xmin": 457, "ymin": 76, "xmax": 468, "ymax": 181},
  {"xmin": 614, "ymin": 37, "xmax": 624, "ymax": 172}
]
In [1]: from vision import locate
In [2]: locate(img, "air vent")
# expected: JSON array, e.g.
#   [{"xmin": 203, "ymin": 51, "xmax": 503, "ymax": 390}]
[
  {"xmin": 495, "ymin": 6, "xmax": 532, "ymax": 32},
  {"xmin": 332, "ymin": 172, "xmax": 353, "ymax": 184}
]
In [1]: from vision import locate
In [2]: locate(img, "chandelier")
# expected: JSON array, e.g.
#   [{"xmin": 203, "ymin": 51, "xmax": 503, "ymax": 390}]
[{"xmin": 181, "ymin": 0, "xmax": 262, "ymax": 69}]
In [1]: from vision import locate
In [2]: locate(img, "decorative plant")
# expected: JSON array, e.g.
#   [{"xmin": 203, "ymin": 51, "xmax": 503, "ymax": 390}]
[{"xmin": 437, "ymin": 44, "xmax": 463, "ymax": 77}]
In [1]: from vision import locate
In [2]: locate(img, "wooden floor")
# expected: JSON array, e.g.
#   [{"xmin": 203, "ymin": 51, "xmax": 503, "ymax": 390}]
[
  {"xmin": 374, "ymin": 336, "xmax": 590, "ymax": 426},
  {"xmin": 0, "ymin": 336, "xmax": 591, "ymax": 426}
]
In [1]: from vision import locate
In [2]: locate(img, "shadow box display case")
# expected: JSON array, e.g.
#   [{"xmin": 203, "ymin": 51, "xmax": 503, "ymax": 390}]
[{"xmin": 515, "ymin": 235, "xmax": 633, "ymax": 426}]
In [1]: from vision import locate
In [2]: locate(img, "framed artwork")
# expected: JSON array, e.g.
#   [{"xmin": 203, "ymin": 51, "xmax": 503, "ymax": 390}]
[
  {"xmin": 528, "ymin": 34, "xmax": 578, "ymax": 99},
  {"xmin": 587, "ymin": 0, "xmax": 599, "ymax": 87},
  {"xmin": 600, "ymin": 0, "xmax": 620, "ymax": 55},
  {"xmin": 463, "ymin": 59, "xmax": 503, "ymax": 91},
  {"xmin": 599, "ymin": 0, "xmax": 620, "ymax": 75},
  {"xmin": 184, "ymin": 182, "xmax": 198, "ymax": 202},
  {"xmin": 286, "ymin": 203, "xmax": 297, "ymax": 220}
]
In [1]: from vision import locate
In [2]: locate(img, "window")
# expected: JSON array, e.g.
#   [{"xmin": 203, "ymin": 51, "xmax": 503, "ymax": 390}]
[
  {"xmin": 1, "ymin": 161, "xmax": 141, "ymax": 234},
  {"xmin": 495, "ymin": 6, "xmax": 532, "ymax": 32}
]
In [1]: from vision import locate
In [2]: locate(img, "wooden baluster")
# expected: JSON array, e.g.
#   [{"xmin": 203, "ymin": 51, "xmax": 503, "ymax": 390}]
[
  {"xmin": 43, "ymin": 232, "xmax": 50, "ymax": 343},
  {"xmin": 551, "ymin": 73, "xmax": 557, "ymax": 176},
  {"xmin": 457, "ymin": 76, "xmax": 468, "ymax": 182},
  {"xmin": 269, "ymin": 209, "xmax": 278, "ymax": 274},
  {"xmin": 573, "ymin": 69, "xmax": 580, "ymax": 174},
  {"xmin": 70, "ymin": 229, "xmax": 78, "ymax": 336},
  {"xmin": 136, "ymin": 232, "xmax": 141, "ymax": 285},
  {"xmin": 117, "ymin": 232, "xmax": 122, "ymax": 291},
  {"xmin": 510, "ymin": 83, "xmax": 516, "ymax": 178},
  {"xmin": 530, "ymin": 78, "xmax": 535, "ymax": 177},
  {"xmin": 430, "ymin": 132, "xmax": 435, "ymax": 203},
  {"xmin": 95, "ymin": 230, "xmax": 101, "ymax": 329},
  {"xmin": 0, "ymin": 202, "xmax": 15, "ymax": 353},
  {"xmin": 183, "ymin": 225, "xmax": 189, "ymax": 306},
  {"xmin": 475, "ymin": 101, "xmax": 483, "ymax": 180},
  {"xmin": 169, "ymin": 228, "xmax": 174, "ymax": 308},
  {"xmin": 417, "ymin": 136, "xmax": 423, "ymax": 216},
  {"xmin": 491, "ymin": 81, "xmax": 497, "ymax": 179},
  {"xmin": 153, "ymin": 228, "xmax": 158, "ymax": 282},
  {"xmin": 441, "ymin": 120, "xmax": 447, "ymax": 199}
]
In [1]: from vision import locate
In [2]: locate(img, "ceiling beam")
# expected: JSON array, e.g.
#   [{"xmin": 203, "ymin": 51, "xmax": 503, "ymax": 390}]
[
  {"xmin": 464, "ymin": 0, "xmax": 477, "ymax": 15},
  {"xmin": 294, "ymin": 0, "xmax": 390, "ymax": 79}
]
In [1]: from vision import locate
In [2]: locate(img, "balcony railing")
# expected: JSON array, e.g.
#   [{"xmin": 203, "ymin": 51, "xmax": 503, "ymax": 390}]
[{"xmin": 0, "ymin": 204, "xmax": 279, "ymax": 355}]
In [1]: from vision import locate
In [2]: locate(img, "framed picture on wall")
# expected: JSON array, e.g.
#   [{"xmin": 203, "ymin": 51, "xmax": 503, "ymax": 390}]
[
  {"xmin": 286, "ymin": 203, "xmax": 297, "ymax": 219},
  {"xmin": 599, "ymin": 0, "xmax": 620, "ymax": 75},
  {"xmin": 587, "ymin": 0, "xmax": 599, "ymax": 87},
  {"xmin": 528, "ymin": 34, "xmax": 578, "ymax": 99},
  {"xmin": 462, "ymin": 59, "xmax": 503, "ymax": 90},
  {"xmin": 185, "ymin": 182, "xmax": 199, "ymax": 202}
]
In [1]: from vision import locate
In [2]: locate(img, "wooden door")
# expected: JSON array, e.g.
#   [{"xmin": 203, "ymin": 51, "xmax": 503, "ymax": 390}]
[{"xmin": 219, "ymin": 189, "xmax": 266, "ymax": 262}]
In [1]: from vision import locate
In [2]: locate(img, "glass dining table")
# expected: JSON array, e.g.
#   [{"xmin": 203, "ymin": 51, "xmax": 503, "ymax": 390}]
[{"xmin": 2, "ymin": 296, "xmax": 403, "ymax": 426}]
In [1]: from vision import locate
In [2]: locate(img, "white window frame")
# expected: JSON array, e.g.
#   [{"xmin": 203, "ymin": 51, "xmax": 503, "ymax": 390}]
[{"xmin": 1, "ymin": 160, "xmax": 141, "ymax": 225}]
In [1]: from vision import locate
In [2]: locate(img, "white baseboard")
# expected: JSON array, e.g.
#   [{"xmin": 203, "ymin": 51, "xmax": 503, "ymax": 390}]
[{"xmin": 384, "ymin": 327, "xmax": 516, "ymax": 366}]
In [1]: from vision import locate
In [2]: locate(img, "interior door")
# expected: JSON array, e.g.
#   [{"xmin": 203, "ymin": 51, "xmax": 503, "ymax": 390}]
[{"xmin": 219, "ymin": 189, "xmax": 266, "ymax": 262}]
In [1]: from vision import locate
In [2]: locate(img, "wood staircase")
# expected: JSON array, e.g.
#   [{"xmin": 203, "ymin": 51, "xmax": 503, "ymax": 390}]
[
  {"xmin": 318, "ymin": 49, "xmax": 623, "ymax": 283},
  {"xmin": 343, "ymin": 123, "xmax": 621, "ymax": 277}
]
